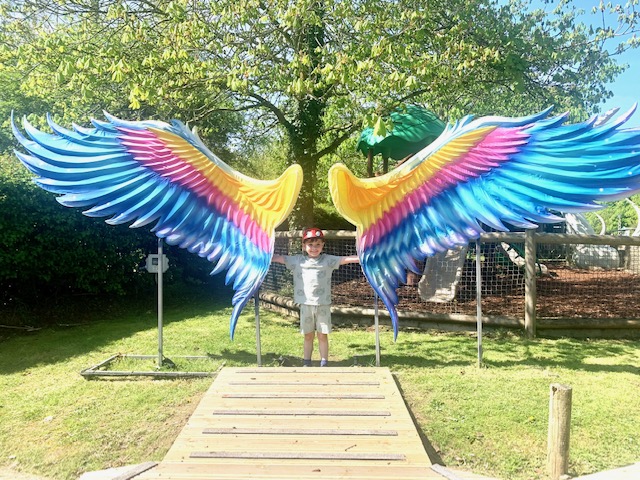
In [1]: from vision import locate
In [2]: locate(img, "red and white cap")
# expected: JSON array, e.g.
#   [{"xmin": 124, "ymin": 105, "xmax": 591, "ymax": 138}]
[{"xmin": 302, "ymin": 228, "xmax": 324, "ymax": 241}]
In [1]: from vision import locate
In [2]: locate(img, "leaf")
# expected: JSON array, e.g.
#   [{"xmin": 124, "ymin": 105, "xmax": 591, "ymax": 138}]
[{"xmin": 372, "ymin": 115, "xmax": 387, "ymax": 138}]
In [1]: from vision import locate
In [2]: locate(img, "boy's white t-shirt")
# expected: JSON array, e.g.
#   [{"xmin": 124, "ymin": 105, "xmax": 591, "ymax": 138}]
[{"xmin": 283, "ymin": 254, "xmax": 342, "ymax": 305}]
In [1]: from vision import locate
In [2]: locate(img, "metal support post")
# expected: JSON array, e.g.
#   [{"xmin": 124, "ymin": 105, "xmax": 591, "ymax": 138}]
[
  {"xmin": 157, "ymin": 238, "xmax": 164, "ymax": 369},
  {"xmin": 255, "ymin": 291, "xmax": 262, "ymax": 366},
  {"xmin": 475, "ymin": 239, "xmax": 483, "ymax": 367},
  {"xmin": 374, "ymin": 293, "xmax": 381, "ymax": 367}
]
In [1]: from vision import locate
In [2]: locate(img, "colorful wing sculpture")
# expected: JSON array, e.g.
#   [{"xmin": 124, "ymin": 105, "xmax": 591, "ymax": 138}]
[
  {"xmin": 330, "ymin": 106, "xmax": 640, "ymax": 338},
  {"xmin": 12, "ymin": 113, "xmax": 302, "ymax": 338}
]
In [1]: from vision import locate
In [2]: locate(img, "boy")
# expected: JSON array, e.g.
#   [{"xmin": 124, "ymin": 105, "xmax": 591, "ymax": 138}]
[{"xmin": 272, "ymin": 228, "xmax": 359, "ymax": 367}]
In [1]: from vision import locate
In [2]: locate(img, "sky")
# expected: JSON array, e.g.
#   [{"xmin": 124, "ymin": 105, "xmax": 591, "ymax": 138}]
[
  {"xmin": 523, "ymin": 0, "xmax": 639, "ymax": 127},
  {"xmin": 573, "ymin": 1, "xmax": 639, "ymax": 127},
  {"xmin": 600, "ymin": 47, "xmax": 639, "ymax": 128}
]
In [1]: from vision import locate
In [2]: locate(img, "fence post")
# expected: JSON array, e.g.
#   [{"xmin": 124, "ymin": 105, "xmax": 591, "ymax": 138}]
[
  {"xmin": 524, "ymin": 228, "xmax": 537, "ymax": 338},
  {"xmin": 547, "ymin": 384, "xmax": 572, "ymax": 480}
]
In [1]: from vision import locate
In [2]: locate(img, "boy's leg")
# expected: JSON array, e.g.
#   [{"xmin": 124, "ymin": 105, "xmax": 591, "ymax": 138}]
[
  {"xmin": 303, "ymin": 332, "xmax": 315, "ymax": 365},
  {"xmin": 316, "ymin": 305, "xmax": 332, "ymax": 366},
  {"xmin": 300, "ymin": 305, "xmax": 315, "ymax": 366},
  {"xmin": 317, "ymin": 332, "xmax": 329, "ymax": 366}
]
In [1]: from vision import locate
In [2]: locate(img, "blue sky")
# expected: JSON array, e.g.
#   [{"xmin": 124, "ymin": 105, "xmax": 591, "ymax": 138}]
[
  {"xmin": 574, "ymin": 1, "xmax": 639, "ymax": 127},
  {"xmin": 600, "ymin": 47, "xmax": 639, "ymax": 127},
  {"xmin": 524, "ymin": 1, "xmax": 639, "ymax": 127}
]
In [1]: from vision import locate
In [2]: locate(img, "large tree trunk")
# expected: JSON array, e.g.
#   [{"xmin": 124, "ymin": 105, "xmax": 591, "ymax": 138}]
[
  {"xmin": 287, "ymin": 131, "xmax": 318, "ymax": 229},
  {"xmin": 291, "ymin": 156, "xmax": 316, "ymax": 229},
  {"xmin": 284, "ymin": 3, "xmax": 326, "ymax": 229}
]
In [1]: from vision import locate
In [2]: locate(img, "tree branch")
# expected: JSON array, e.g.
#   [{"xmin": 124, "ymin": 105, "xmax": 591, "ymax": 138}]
[
  {"xmin": 244, "ymin": 91, "xmax": 295, "ymax": 135},
  {"xmin": 310, "ymin": 123, "xmax": 360, "ymax": 162}
]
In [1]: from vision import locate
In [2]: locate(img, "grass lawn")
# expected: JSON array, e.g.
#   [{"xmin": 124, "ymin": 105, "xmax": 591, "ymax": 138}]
[{"xmin": 1, "ymin": 286, "xmax": 639, "ymax": 480}]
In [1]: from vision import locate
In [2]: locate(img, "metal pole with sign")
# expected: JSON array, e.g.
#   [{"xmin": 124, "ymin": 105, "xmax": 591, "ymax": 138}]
[{"xmin": 144, "ymin": 239, "xmax": 169, "ymax": 368}]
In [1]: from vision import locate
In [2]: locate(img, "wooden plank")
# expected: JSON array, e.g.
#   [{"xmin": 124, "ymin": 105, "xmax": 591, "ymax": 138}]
[
  {"xmin": 202, "ymin": 427, "xmax": 398, "ymax": 435},
  {"xmin": 221, "ymin": 393, "xmax": 385, "ymax": 399},
  {"xmin": 207, "ymin": 402, "xmax": 406, "ymax": 412},
  {"xmin": 209, "ymin": 409, "xmax": 392, "ymax": 416},
  {"xmin": 185, "ymin": 416, "xmax": 418, "ymax": 431},
  {"xmin": 230, "ymin": 367, "xmax": 380, "ymax": 373},
  {"xmin": 163, "ymin": 452, "xmax": 434, "ymax": 466},
  {"xmin": 190, "ymin": 451, "xmax": 406, "ymax": 461},
  {"xmin": 228, "ymin": 381, "xmax": 381, "ymax": 386},
  {"xmin": 165, "ymin": 436, "xmax": 423, "ymax": 451},
  {"xmin": 210, "ymin": 386, "xmax": 386, "ymax": 395}
]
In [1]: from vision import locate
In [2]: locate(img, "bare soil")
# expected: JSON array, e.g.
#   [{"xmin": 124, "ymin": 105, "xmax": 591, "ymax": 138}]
[{"xmin": 332, "ymin": 264, "xmax": 640, "ymax": 319}]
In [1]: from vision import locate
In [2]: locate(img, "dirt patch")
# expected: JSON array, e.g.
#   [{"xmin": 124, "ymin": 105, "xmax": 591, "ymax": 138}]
[{"xmin": 332, "ymin": 264, "xmax": 640, "ymax": 319}]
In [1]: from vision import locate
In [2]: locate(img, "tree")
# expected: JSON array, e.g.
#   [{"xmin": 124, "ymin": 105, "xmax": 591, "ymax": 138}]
[
  {"xmin": 0, "ymin": 1, "xmax": 243, "ymax": 158},
  {"xmin": 2, "ymin": 0, "xmax": 638, "ymax": 227}
]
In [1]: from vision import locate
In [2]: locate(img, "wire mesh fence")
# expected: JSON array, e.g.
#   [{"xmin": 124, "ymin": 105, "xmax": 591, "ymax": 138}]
[{"xmin": 261, "ymin": 230, "xmax": 640, "ymax": 333}]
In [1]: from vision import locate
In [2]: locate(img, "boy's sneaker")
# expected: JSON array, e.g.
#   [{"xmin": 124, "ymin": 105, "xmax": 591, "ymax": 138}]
[
  {"xmin": 320, "ymin": 359, "xmax": 328, "ymax": 367},
  {"xmin": 303, "ymin": 359, "xmax": 312, "ymax": 367}
]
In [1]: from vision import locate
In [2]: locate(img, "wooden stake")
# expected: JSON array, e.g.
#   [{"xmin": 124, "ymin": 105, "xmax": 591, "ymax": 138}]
[{"xmin": 548, "ymin": 383, "xmax": 572, "ymax": 479}]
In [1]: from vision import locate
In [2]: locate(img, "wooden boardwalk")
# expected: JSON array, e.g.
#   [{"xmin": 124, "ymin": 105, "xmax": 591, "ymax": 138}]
[{"xmin": 136, "ymin": 366, "xmax": 447, "ymax": 480}]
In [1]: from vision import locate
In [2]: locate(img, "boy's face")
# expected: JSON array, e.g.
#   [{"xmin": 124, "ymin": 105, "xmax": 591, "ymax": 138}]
[{"xmin": 303, "ymin": 238, "xmax": 324, "ymax": 258}]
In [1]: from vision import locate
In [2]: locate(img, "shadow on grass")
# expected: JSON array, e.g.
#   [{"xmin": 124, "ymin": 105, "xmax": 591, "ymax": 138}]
[
  {"xmin": 1, "ymin": 285, "xmax": 639, "ymax": 376},
  {"xmin": 482, "ymin": 338, "xmax": 640, "ymax": 375},
  {"xmin": 344, "ymin": 328, "xmax": 640, "ymax": 374},
  {"xmin": 0, "ymin": 282, "xmax": 234, "ymax": 375}
]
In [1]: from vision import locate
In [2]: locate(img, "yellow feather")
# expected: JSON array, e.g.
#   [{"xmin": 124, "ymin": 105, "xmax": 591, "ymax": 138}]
[
  {"xmin": 151, "ymin": 128, "xmax": 302, "ymax": 232},
  {"xmin": 329, "ymin": 126, "xmax": 495, "ymax": 231}
]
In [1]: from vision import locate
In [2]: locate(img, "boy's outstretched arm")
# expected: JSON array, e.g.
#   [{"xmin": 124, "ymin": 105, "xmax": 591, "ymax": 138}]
[
  {"xmin": 340, "ymin": 255, "xmax": 360, "ymax": 265},
  {"xmin": 272, "ymin": 254, "xmax": 286, "ymax": 264}
]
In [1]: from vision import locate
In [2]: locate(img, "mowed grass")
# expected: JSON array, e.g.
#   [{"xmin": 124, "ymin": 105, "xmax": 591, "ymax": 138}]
[{"xmin": 1, "ymin": 287, "xmax": 639, "ymax": 480}]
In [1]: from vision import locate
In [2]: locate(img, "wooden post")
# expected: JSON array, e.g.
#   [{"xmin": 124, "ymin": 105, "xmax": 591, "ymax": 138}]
[
  {"xmin": 548, "ymin": 384, "xmax": 572, "ymax": 479},
  {"xmin": 524, "ymin": 228, "xmax": 537, "ymax": 338}
]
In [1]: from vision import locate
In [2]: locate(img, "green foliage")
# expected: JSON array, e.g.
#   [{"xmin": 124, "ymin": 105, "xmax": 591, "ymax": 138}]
[
  {"xmin": 314, "ymin": 202, "xmax": 355, "ymax": 230},
  {"xmin": 0, "ymin": 71, "xmax": 52, "ymax": 153},
  {"xmin": 583, "ymin": 194, "xmax": 640, "ymax": 234},
  {"xmin": 0, "ymin": 154, "xmax": 148, "ymax": 300},
  {"xmin": 0, "ymin": 153, "xmax": 231, "ymax": 325},
  {"xmin": 239, "ymin": 134, "xmax": 290, "ymax": 180},
  {"xmin": 1, "ymin": 0, "xmax": 637, "ymax": 227}
]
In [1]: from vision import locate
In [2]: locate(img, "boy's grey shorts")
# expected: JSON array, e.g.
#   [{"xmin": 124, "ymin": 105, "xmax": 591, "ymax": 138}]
[{"xmin": 300, "ymin": 305, "xmax": 332, "ymax": 334}]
